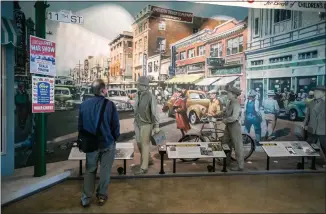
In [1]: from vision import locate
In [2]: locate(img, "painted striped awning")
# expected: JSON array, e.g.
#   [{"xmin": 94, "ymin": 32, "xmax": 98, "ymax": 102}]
[
  {"xmin": 1, "ymin": 17, "xmax": 18, "ymax": 46},
  {"xmin": 165, "ymin": 74, "xmax": 203, "ymax": 84}
]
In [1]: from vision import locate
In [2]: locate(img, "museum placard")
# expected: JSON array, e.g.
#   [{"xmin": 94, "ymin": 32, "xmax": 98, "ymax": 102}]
[
  {"xmin": 166, "ymin": 142, "xmax": 226, "ymax": 159},
  {"xmin": 261, "ymin": 141, "xmax": 320, "ymax": 157}
]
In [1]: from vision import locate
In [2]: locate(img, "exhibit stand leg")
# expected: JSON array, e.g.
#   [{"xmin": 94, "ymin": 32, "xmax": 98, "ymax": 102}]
[
  {"xmin": 266, "ymin": 156, "xmax": 270, "ymax": 171},
  {"xmin": 212, "ymin": 158, "xmax": 216, "ymax": 172},
  {"xmin": 222, "ymin": 158, "xmax": 227, "ymax": 172},
  {"xmin": 173, "ymin": 159, "xmax": 176, "ymax": 173},
  {"xmin": 79, "ymin": 160, "xmax": 83, "ymax": 176},
  {"xmin": 310, "ymin": 157, "xmax": 316, "ymax": 170},
  {"xmin": 301, "ymin": 157, "xmax": 305, "ymax": 170},
  {"xmin": 159, "ymin": 151, "xmax": 166, "ymax": 174},
  {"xmin": 123, "ymin": 160, "xmax": 127, "ymax": 175}
]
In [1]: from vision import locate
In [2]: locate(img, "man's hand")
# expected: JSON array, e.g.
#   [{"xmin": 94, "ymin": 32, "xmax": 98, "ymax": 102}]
[
  {"xmin": 300, "ymin": 123, "xmax": 308, "ymax": 130},
  {"xmin": 154, "ymin": 127, "xmax": 160, "ymax": 134}
]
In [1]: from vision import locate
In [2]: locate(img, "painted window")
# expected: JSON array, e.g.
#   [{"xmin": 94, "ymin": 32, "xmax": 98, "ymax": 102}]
[
  {"xmin": 298, "ymin": 50, "xmax": 318, "ymax": 60},
  {"xmin": 227, "ymin": 36, "xmax": 243, "ymax": 55},
  {"xmin": 148, "ymin": 62, "xmax": 153, "ymax": 73},
  {"xmin": 1, "ymin": 46, "xmax": 6, "ymax": 155},
  {"xmin": 269, "ymin": 55, "xmax": 292, "ymax": 64},
  {"xmin": 180, "ymin": 51, "xmax": 186, "ymax": 60},
  {"xmin": 127, "ymin": 41, "xmax": 132, "ymax": 47},
  {"xmin": 210, "ymin": 43, "xmax": 222, "ymax": 57},
  {"xmin": 251, "ymin": 60, "xmax": 264, "ymax": 66},
  {"xmin": 188, "ymin": 48, "xmax": 195, "ymax": 58},
  {"xmin": 156, "ymin": 37, "xmax": 166, "ymax": 51},
  {"xmin": 198, "ymin": 45, "xmax": 205, "ymax": 56},
  {"xmin": 254, "ymin": 18, "xmax": 259, "ymax": 36},
  {"xmin": 274, "ymin": 9, "xmax": 291, "ymax": 23},
  {"xmin": 158, "ymin": 20, "xmax": 166, "ymax": 31}
]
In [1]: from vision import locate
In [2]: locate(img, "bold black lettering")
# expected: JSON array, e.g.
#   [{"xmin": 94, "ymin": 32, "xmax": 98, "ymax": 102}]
[{"xmin": 71, "ymin": 15, "xmax": 77, "ymax": 23}]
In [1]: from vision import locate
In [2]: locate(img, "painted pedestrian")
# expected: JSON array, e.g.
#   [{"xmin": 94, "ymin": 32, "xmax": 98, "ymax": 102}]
[
  {"xmin": 262, "ymin": 90, "xmax": 280, "ymax": 140},
  {"xmin": 244, "ymin": 90, "xmax": 262, "ymax": 145},
  {"xmin": 173, "ymin": 88, "xmax": 191, "ymax": 137}
]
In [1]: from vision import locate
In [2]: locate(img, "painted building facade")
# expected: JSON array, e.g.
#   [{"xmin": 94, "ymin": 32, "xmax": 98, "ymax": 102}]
[
  {"xmin": 246, "ymin": 9, "xmax": 326, "ymax": 102},
  {"xmin": 169, "ymin": 19, "xmax": 248, "ymax": 95},
  {"xmin": 132, "ymin": 5, "xmax": 224, "ymax": 82},
  {"xmin": 109, "ymin": 31, "xmax": 133, "ymax": 87},
  {"xmin": 85, "ymin": 55, "xmax": 110, "ymax": 84},
  {"xmin": 1, "ymin": 1, "xmax": 18, "ymax": 176}
]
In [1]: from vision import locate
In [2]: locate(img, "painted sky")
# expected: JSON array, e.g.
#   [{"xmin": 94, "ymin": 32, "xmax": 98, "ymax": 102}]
[{"xmin": 19, "ymin": 1, "xmax": 248, "ymax": 75}]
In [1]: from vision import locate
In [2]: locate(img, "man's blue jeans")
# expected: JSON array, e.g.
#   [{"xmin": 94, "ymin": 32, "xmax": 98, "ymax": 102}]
[{"xmin": 81, "ymin": 143, "xmax": 116, "ymax": 205}]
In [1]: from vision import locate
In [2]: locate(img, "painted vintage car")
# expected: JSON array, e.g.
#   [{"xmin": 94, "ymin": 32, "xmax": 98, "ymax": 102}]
[
  {"xmin": 280, "ymin": 100, "xmax": 310, "ymax": 121},
  {"xmin": 82, "ymin": 88, "xmax": 133, "ymax": 112},
  {"xmin": 164, "ymin": 90, "xmax": 211, "ymax": 124},
  {"xmin": 54, "ymin": 87, "xmax": 76, "ymax": 110},
  {"xmin": 126, "ymin": 88, "xmax": 137, "ymax": 100}
]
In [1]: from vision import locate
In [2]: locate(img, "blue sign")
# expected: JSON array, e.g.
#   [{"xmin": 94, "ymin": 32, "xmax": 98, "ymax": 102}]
[{"xmin": 37, "ymin": 82, "xmax": 51, "ymax": 104}]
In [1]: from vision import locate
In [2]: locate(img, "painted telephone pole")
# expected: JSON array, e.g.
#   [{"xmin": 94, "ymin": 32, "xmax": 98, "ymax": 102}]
[{"xmin": 33, "ymin": 0, "xmax": 49, "ymax": 177}]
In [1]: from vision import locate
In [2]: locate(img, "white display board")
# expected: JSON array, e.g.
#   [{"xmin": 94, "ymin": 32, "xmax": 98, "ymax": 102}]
[
  {"xmin": 166, "ymin": 142, "xmax": 226, "ymax": 159},
  {"xmin": 261, "ymin": 141, "xmax": 320, "ymax": 157},
  {"xmin": 68, "ymin": 143, "xmax": 134, "ymax": 160}
]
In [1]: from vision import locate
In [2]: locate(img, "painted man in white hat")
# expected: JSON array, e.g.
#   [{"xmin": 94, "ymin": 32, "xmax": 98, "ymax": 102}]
[
  {"xmin": 218, "ymin": 85, "xmax": 244, "ymax": 171},
  {"xmin": 133, "ymin": 76, "xmax": 160, "ymax": 175},
  {"xmin": 303, "ymin": 85, "xmax": 326, "ymax": 164},
  {"xmin": 262, "ymin": 90, "xmax": 280, "ymax": 140}
]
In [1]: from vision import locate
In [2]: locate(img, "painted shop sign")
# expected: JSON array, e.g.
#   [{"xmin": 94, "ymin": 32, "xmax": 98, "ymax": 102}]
[
  {"xmin": 211, "ymin": 66, "xmax": 241, "ymax": 75},
  {"xmin": 187, "ymin": 62, "xmax": 205, "ymax": 73},
  {"xmin": 30, "ymin": 36, "xmax": 56, "ymax": 76},
  {"xmin": 248, "ymin": 59, "xmax": 326, "ymax": 71},
  {"xmin": 32, "ymin": 76, "xmax": 55, "ymax": 113},
  {"xmin": 151, "ymin": 6, "xmax": 193, "ymax": 23}
]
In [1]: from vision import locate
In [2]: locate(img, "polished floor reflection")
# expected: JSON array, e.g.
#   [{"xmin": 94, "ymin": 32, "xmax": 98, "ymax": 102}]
[{"xmin": 2, "ymin": 174, "xmax": 325, "ymax": 213}]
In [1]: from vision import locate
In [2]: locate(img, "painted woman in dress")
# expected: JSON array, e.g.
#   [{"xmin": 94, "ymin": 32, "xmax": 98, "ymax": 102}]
[{"xmin": 173, "ymin": 89, "xmax": 191, "ymax": 137}]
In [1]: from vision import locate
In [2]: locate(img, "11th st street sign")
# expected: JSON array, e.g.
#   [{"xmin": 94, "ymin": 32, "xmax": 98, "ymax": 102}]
[{"xmin": 47, "ymin": 10, "xmax": 84, "ymax": 25}]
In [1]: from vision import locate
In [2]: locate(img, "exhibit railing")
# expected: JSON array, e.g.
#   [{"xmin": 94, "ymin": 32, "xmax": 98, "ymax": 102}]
[{"xmin": 248, "ymin": 21, "xmax": 326, "ymax": 50}]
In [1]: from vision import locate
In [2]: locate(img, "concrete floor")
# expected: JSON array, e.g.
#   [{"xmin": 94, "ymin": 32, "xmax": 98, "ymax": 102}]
[{"xmin": 2, "ymin": 174, "xmax": 325, "ymax": 213}]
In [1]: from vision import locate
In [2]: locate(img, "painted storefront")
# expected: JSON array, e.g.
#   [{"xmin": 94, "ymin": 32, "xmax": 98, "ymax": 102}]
[
  {"xmin": 1, "ymin": 1, "xmax": 18, "ymax": 176},
  {"xmin": 246, "ymin": 8, "xmax": 325, "ymax": 102}
]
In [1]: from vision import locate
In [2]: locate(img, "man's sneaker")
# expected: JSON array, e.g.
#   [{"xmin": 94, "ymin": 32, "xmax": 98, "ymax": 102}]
[
  {"xmin": 96, "ymin": 195, "xmax": 107, "ymax": 206},
  {"xmin": 80, "ymin": 200, "xmax": 90, "ymax": 208},
  {"xmin": 134, "ymin": 168, "xmax": 148, "ymax": 175}
]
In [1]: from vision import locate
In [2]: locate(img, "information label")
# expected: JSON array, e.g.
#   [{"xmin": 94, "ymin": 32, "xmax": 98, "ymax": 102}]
[
  {"xmin": 261, "ymin": 141, "xmax": 320, "ymax": 157},
  {"xmin": 69, "ymin": 143, "xmax": 135, "ymax": 160},
  {"xmin": 30, "ymin": 36, "xmax": 56, "ymax": 76},
  {"xmin": 32, "ymin": 76, "xmax": 55, "ymax": 113},
  {"xmin": 166, "ymin": 142, "xmax": 226, "ymax": 159}
]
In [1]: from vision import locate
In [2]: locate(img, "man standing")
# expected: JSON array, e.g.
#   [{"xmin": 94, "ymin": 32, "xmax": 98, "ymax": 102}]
[
  {"xmin": 282, "ymin": 88, "xmax": 290, "ymax": 109},
  {"xmin": 206, "ymin": 90, "xmax": 222, "ymax": 117},
  {"xmin": 79, "ymin": 79, "xmax": 120, "ymax": 207},
  {"xmin": 220, "ymin": 86, "xmax": 244, "ymax": 171},
  {"xmin": 303, "ymin": 86, "xmax": 326, "ymax": 164},
  {"xmin": 262, "ymin": 90, "xmax": 280, "ymax": 140},
  {"xmin": 134, "ymin": 76, "xmax": 160, "ymax": 175}
]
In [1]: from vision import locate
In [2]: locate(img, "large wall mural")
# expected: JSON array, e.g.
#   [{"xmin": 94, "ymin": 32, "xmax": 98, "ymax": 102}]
[{"xmin": 13, "ymin": 1, "xmax": 325, "ymax": 174}]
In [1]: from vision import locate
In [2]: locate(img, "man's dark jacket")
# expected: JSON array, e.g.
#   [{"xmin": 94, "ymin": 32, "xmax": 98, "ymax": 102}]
[{"xmin": 78, "ymin": 96, "xmax": 120, "ymax": 148}]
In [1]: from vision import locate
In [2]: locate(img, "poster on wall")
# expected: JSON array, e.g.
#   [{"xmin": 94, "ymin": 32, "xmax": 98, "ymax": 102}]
[
  {"xmin": 30, "ymin": 36, "xmax": 56, "ymax": 76},
  {"xmin": 32, "ymin": 76, "xmax": 55, "ymax": 113}
]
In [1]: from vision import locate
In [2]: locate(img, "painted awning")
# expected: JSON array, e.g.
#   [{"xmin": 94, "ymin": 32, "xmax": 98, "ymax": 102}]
[
  {"xmin": 165, "ymin": 74, "xmax": 203, "ymax": 84},
  {"xmin": 213, "ymin": 76, "xmax": 239, "ymax": 86},
  {"xmin": 1, "ymin": 17, "xmax": 18, "ymax": 46},
  {"xmin": 195, "ymin": 77, "xmax": 220, "ymax": 86}
]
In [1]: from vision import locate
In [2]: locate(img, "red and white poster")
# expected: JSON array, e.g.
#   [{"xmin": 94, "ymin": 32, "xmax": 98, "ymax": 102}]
[
  {"xmin": 32, "ymin": 76, "xmax": 55, "ymax": 113},
  {"xmin": 30, "ymin": 36, "xmax": 56, "ymax": 77}
]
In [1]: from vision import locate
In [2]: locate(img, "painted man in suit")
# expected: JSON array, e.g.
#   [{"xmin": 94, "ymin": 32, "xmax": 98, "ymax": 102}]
[{"xmin": 303, "ymin": 85, "xmax": 326, "ymax": 163}]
